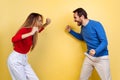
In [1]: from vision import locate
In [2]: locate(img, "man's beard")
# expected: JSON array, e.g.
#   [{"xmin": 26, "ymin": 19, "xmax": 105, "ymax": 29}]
[{"xmin": 77, "ymin": 22, "xmax": 82, "ymax": 26}]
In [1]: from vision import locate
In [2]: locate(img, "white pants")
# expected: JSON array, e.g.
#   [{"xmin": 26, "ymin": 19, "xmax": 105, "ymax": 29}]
[
  {"xmin": 80, "ymin": 53, "xmax": 112, "ymax": 80},
  {"xmin": 7, "ymin": 51, "xmax": 39, "ymax": 80}
]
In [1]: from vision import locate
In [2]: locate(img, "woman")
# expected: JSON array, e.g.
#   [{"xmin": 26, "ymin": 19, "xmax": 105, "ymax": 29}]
[{"xmin": 7, "ymin": 13, "xmax": 51, "ymax": 80}]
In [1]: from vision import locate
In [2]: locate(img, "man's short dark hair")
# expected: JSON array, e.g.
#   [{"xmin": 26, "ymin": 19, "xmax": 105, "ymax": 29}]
[{"xmin": 73, "ymin": 8, "xmax": 88, "ymax": 19}]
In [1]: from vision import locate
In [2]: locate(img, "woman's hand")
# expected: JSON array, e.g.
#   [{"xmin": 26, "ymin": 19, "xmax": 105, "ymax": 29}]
[
  {"xmin": 22, "ymin": 27, "xmax": 38, "ymax": 39},
  {"xmin": 31, "ymin": 27, "xmax": 39, "ymax": 35},
  {"xmin": 45, "ymin": 18, "xmax": 51, "ymax": 25},
  {"xmin": 42, "ymin": 18, "xmax": 51, "ymax": 28}
]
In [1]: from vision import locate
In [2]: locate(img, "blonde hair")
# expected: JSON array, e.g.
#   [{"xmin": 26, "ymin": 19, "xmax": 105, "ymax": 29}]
[{"xmin": 21, "ymin": 13, "xmax": 43, "ymax": 51}]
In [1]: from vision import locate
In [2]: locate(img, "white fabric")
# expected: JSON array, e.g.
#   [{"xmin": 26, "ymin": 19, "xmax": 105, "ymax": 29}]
[
  {"xmin": 7, "ymin": 51, "xmax": 39, "ymax": 80},
  {"xmin": 80, "ymin": 52, "xmax": 112, "ymax": 80}
]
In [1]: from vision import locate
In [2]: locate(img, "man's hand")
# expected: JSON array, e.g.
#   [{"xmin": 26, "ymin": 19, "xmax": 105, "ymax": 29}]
[
  {"xmin": 89, "ymin": 49, "xmax": 96, "ymax": 56},
  {"xmin": 66, "ymin": 25, "xmax": 71, "ymax": 32}
]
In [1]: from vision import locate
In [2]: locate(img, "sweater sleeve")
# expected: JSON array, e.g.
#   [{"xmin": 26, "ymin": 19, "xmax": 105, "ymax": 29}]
[
  {"xmin": 39, "ymin": 27, "xmax": 44, "ymax": 33},
  {"xmin": 69, "ymin": 30, "xmax": 84, "ymax": 40},
  {"xmin": 11, "ymin": 28, "xmax": 24, "ymax": 43},
  {"xmin": 94, "ymin": 22, "xmax": 108, "ymax": 55}
]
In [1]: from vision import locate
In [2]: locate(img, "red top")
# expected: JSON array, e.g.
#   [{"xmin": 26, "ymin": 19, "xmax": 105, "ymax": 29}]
[{"xmin": 12, "ymin": 27, "xmax": 44, "ymax": 54}]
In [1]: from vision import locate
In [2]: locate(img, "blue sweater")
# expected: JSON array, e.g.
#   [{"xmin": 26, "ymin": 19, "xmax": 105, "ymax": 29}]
[{"xmin": 69, "ymin": 20, "xmax": 108, "ymax": 57}]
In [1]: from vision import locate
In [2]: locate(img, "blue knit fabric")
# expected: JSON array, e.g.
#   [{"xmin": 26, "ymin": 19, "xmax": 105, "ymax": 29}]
[{"xmin": 69, "ymin": 20, "xmax": 108, "ymax": 57}]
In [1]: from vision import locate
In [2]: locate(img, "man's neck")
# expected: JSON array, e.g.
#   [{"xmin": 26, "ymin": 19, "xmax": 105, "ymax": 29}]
[{"xmin": 82, "ymin": 19, "xmax": 89, "ymax": 26}]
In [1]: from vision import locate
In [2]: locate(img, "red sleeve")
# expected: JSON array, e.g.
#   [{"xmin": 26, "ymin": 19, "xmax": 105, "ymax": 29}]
[
  {"xmin": 39, "ymin": 27, "xmax": 44, "ymax": 33},
  {"xmin": 12, "ymin": 28, "xmax": 24, "ymax": 43}
]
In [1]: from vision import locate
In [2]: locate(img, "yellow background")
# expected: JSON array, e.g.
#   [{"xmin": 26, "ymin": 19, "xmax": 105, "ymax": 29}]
[{"xmin": 0, "ymin": 0, "xmax": 120, "ymax": 80}]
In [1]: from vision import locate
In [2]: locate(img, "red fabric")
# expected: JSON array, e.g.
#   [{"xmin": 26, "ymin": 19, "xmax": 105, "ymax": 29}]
[
  {"xmin": 39, "ymin": 27, "xmax": 44, "ymax": 32},
  {"xmin": 12, "ymin": 27, "xmax": 44, "ymax": 54}
]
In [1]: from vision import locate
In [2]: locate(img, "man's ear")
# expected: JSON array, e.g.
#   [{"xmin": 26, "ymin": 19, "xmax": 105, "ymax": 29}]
[{"xmin": 81, "ymin": 15, "xmax": 84, "ymax": 19}]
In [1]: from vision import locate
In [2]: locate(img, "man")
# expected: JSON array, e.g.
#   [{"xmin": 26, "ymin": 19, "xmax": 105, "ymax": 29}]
[{"xmin": 66, "ymin": 8, "xmax": 111, "ymax": 80}]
